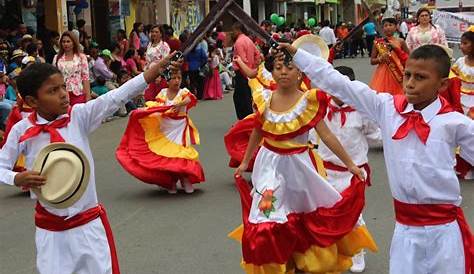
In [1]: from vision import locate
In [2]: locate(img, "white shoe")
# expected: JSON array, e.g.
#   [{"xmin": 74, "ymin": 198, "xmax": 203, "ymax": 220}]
[
  {"xmin": 350, "ymin": 250, "xmax": 366, "ymax": 273},
  {"xmin": 166, "ymin": 183, "xmax": 177, "ymax": 194},
  {"xmin": 181, "ymin": 180, "xmax": 194, "ymax": 194}
]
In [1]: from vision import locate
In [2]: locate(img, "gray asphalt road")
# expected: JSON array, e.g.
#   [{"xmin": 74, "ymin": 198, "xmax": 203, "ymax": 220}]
[{"xmin": 1, "ymin": 57, "xmax": 473, "ymax": 274}]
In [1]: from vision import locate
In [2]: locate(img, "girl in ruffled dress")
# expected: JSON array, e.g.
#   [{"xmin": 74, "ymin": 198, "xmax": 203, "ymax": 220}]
[
  {"xmin": 450, "ymin": 27, "xmax": 474, "ymax": 179},
  {"xmin": 116, "ymin": 70, "xmax": 205, "ymax": 194},
  {"xmin": 232, "ymin": 55, "xmax": 376, "ymax": 274}
]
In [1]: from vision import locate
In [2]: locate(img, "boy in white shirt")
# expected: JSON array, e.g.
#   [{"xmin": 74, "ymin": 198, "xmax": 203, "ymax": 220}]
[
  {"xmin": 277, "ymin": 43, "xmax": 474, "ymax": 274},
  {"xmin": 0, "ymin": 53, "xmax": 180, "ymax": 274},
  {"xmin": 319, "ymin": 66, "xmax": 381, "ymax": 273}
]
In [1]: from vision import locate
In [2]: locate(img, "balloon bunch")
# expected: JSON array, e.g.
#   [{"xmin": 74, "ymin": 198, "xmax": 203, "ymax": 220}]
[{"xmin": 270, "ymin": 13, "xmax": 286, "ymax": 27}]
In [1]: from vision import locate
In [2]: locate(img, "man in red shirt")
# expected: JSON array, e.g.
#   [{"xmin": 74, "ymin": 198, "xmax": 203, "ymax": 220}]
[{"xmin": 232, "ymin": 22, "xmax": 261, "ymax": 119}]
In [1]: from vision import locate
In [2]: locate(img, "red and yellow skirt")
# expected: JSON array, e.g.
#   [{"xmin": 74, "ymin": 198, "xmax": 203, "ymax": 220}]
[{"xmin": 116, "ymin": 106, "xmax": 205, "ymax": 189}]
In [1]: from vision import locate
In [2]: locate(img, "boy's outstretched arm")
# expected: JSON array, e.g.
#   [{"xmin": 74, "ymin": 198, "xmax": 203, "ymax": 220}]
[
  {"xmin": 75, "ymin": 53, "xmax": 181, "ymax": 134},
  {"xmin": 278, "ymin": 44, "xmax": 387, "ymax": 124}
]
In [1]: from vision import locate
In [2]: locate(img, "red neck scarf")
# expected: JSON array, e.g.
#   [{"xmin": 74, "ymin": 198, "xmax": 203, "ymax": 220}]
[
  {"xmin": 392, "ymin": 96, "xmax": 453, "ymax": 144},
  {"xmin": 327, "ymin": 103, "xmax": 355, "ymax": 127},
  {"xmin": 19, "ymin": 110, "xmax": 71, "ymax": 143}
]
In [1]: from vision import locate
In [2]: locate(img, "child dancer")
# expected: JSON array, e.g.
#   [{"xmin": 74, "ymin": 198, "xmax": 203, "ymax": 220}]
[
  {"xmin": 369, "ymin": 17, "xmax": 409, "ymax": 96},
  {"xmin": 450, "ymin": 27, "xmax": 474, "ymax": 179},
  {"xmin": 116, "ymin": 70, "xmax": 205, "ymax": 194},
  {"xmin": 319, "ymin": 66, "xmax": 381, "ymax": 272},
  {"xmin": 280, "ymin": 42, "xmax": 474, "ymax": 274},
  {"xmin": 0, "ymin": 55, "xmax": 177, "ymax": 273},
  {"xmin": 233, "ymin": 55, "xmax": 376, "ymax": 274},
  {"xmin": 203, "ymin": 46, "xmax": 224, "ymax": 100}
]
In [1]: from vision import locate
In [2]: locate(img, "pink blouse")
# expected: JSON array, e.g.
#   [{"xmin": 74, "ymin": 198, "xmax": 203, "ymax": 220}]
[
  {"xmin": 53, "ymin": 53, "xmax": 89, "ymax": 96},
  {"xmin": 406, "ymin": 25, "xmax": 448, "ymax": 51}
]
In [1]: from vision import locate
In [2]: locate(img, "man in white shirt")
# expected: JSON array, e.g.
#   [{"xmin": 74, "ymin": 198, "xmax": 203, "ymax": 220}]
[
  {"xmin": 399, "ymin": 20, "xmax": 409, "ymax": 39},
  {"xmin": 319, "ymin": 20, "xmax": 337, "ymax": 48}
]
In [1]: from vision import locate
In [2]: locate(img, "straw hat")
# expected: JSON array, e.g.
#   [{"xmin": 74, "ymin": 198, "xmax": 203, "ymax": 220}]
[
  {"xmin": 32, "ymin": 143, "xmax": 90, "ymax": 209},
  {"xmin": 292, "ymin": 34, "xmax": 329, "ymax": 61},
  {"xmin": 11, "ymin": 49, "xmax": 26, "ymax": 60}
]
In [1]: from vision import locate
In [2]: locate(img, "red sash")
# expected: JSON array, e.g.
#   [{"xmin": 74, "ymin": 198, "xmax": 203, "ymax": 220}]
[
  {"xmin": 394, "ymin": 199, "xmax": 473, "ymax": 274},
  {"xmin": 323, "ymin": 161, "xmax": 372, "ymax": 186},
  {"xmin": 35, "ymin": 203, "xmax": 120, "ymax": 274}
]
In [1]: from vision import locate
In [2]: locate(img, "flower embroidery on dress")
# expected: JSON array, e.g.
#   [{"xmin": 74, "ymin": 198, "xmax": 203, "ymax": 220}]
[{"xmin": 257, "ymin": 189, "xmax": 277, "ymax": 218}]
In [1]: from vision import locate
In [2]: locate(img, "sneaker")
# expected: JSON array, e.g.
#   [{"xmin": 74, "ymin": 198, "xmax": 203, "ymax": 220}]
[
  {"xmin": 167, "ymin": 183, "xmax": 177, "ymax": 194},
  {"xmin": 350, "ymin": 250, "xmax": 366, "ymax": 273},
  {"xmin": 181, "ymin": 180, "xmax": 194, "ymax": 194}
]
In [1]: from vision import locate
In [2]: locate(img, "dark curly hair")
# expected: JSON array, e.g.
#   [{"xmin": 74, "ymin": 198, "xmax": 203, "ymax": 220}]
[{"xmin": 17, "ymin": 63, "xmax": 62, "ymax": 99}]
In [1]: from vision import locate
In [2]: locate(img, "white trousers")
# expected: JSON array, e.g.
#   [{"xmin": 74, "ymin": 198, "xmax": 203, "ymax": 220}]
[
  {"xmin": 36, "ymin": 218, "xmax": 112, "ymax": 274},
  {"xmin": 390, "ymin": 220, "xmax": 465, "ymax": 274}
]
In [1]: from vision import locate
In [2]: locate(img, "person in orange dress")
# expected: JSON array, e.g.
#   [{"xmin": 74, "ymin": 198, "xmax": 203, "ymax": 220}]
[{"xmin": 369, "ymin": 17, "xmax": 409, "ymax": 96}]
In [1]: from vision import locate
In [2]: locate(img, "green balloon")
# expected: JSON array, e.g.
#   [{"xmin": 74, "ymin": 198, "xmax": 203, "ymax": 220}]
[
  {"xmin": 308, "ymin": 18, "xmax": 316, "ymax": 27},
  {"xmin": 277, "ymin": 16, "xmax": 285, "ymax": 26},
  {"xmin": 270, "ymin": 13, "xmax": 279, "ymax": 23}
]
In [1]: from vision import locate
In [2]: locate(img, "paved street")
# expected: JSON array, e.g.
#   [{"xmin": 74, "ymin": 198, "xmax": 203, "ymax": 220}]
[{"xmin": 1, "ymin": 57, "xmax": 473, "ymax": 274}]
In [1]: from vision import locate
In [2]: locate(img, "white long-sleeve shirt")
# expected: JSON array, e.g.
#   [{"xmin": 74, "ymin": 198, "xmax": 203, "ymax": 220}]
[
  {"xmin": 319, "ymin": 26, "xmax": 337, "ymax": 46},
  {"xmin": 0, "ymin": 74, "xmax": 147, "ymax": 217},
  {"xmin": 319, "ymin": 100, "xmax": 381, "ymax": 166},
  {"xmin": 294, "ymin": 49, "xmax": 474, "ymax": 206}
]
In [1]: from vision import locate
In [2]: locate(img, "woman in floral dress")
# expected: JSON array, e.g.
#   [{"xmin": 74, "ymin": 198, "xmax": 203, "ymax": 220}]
[
  {"xmin": 53, "ymin": 31, "xmax": 90, "ymax": 105},
  {"xmin": 145, "ymin": 25, "xmax": 170, "ymax": 69}
]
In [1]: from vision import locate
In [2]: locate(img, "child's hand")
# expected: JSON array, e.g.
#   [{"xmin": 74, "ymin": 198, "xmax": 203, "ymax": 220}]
[
  {"xmin": 349, "ymin": 165, "xmax": 365, "ymax": 181},
  {"xmin": 276, "ymin": 43, "xmax": 298, "ymax": 57},
  {"xmin": 233, "ymin": 55, "xmax": 242, "ymax": 64},
  {"xmin": 14, "ymin": 171, "xmax": 46, "ymax": 188},
  {"xmin": 169, "ymin": 103, "xmax": 182, "ymax": 113},
  {"xmin": 234, "ymin": 162, "xmax": 249, "ymax": 178}
]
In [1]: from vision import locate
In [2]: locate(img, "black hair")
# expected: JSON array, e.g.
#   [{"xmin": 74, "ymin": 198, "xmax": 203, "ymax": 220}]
[
  {"xmin": 322, "ymin": 20, "xmax": 330, "ymax": 27},
  {"xmin": 264, "ymin": 37, "xmax": 291, "ymax": 72},
  {"xmin": 109, "ymin": 61, "xmax": 122, "ymax": 76},
  {"xmin": 16, "ymin": 63, "xmax": 61, "ymax": 98},
  {"xmin": 96, "ymin": 76, "xmax": 106, "ymax": 86},
  {"xmin": 382, "ymin": 17, "xmax": 398, "ymax": 25},
  {"xmin": 77, "ymin": 19, "xmax": 86, "ymax": 29},
  {"xmin": 117, "ymin": 69, "xmax": 130, "ymax": 82},
  {"xmin": 117, "ymin": 29, "xmax": 126, "ymax": 39},
  {"xmin": 132, "ymin": 22, "xmax": 143, "ymax": 33},
  {"xmin": 124, "ymin": 49, "xmax": 136, "ymax": 60},
  {"xmin": 137, "ymin": 47, "xmax": 145, "ymax": 57},
  {"xmin": 49, "ymin": 31, "xmax": 60, "ymax": 39},
  {"xmin": 261, "ymin": 20, "xmax": 271, "ymax": 27},
  {"xmin": 26, "ymin": 42, "xmax": 38, "ymax": 55},
  {"xmin": 334, "ymin": 66, "xmax": 355, "ymax": 81},
  {"xmin": 410, "ymin": 45, "xmax": 450, "ymax": 77},
  {"xmin": 110, "ymin": 42, "xmax": 121, "ymax": 52},
  {"xmin": 461, "ymin": 30, "xmax": 474, "ymax": 45}
]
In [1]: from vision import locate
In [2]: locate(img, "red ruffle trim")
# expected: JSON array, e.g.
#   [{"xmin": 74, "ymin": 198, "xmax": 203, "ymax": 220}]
[
  {"xmin": 255, "ymin": 90, "xmax": 328, "ymax": 141},
  {"xmin": 224, "ymin": 114, "xmax": 259, "ymax": 171},
  {"xmin": 235, "ymin": 174, "xmax": 367, "ymax": 265},
  {"xmin": 1, "ymin": 105, "xmax": 25, "ymax": 148},
  {"xmin": 116, "ymin": 107, "xmax": 205, "ymax": 189},
  {"xmin": 439, "ymin": 77, "xmax": 463, "ymax": 114}
]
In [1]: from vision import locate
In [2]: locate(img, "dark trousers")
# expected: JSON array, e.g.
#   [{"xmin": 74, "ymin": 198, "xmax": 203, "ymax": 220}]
[
  {"xmin": 233, "ymin": 72, "xmax": 253, "ymax": 120},
  {"xmin": 189, "ymin": 70, "xmax": 204, "ymax": 99},
  {"xmin": 366, "ymin": 35, "xmax": 376, "ymax": 55},
  {"xmin": 351, "ymin": 38, "xmax": 365, "ymax": 57}
]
